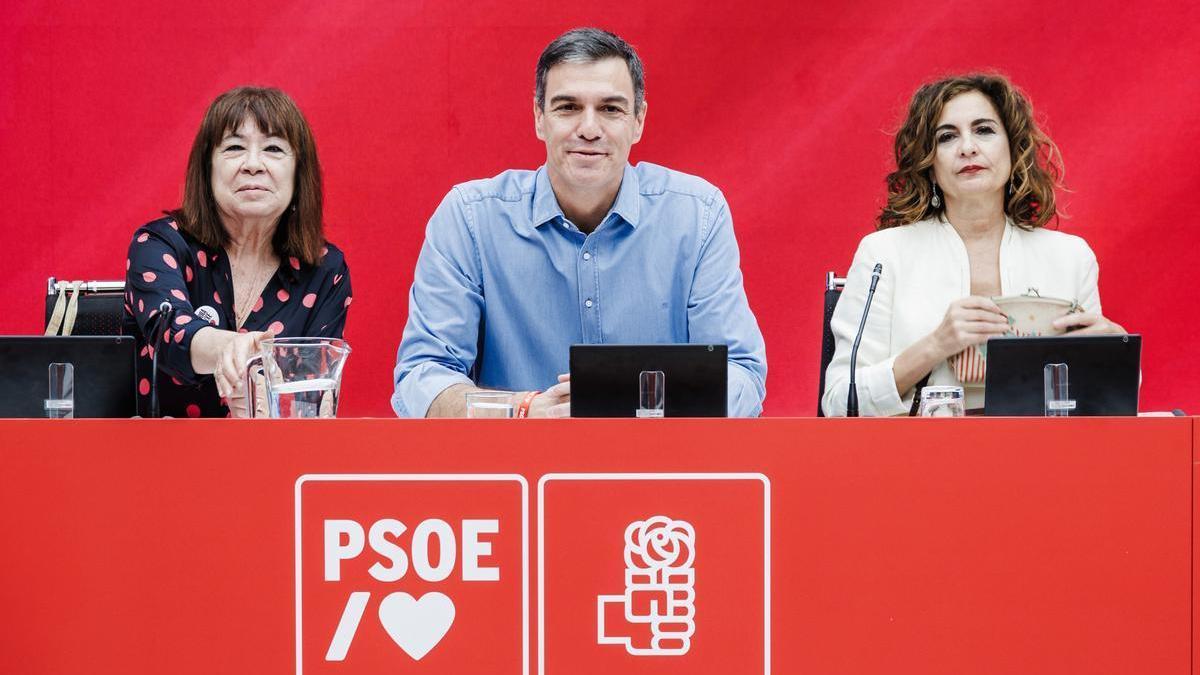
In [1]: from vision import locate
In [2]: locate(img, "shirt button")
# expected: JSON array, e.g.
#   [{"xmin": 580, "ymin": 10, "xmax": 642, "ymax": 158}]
[
  {"xmin": 582, "ymin": 252, "xmax": 591, "ymax": 261},
  {"xmin": 585, "ymin": 299, "xmax": 594, "ymax": 308}
]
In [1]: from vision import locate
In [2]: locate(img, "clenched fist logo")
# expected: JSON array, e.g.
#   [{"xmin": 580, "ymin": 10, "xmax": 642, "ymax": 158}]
[{"xmin": 597, "ymin": 516, "xmax": 696, "ymax": 655}]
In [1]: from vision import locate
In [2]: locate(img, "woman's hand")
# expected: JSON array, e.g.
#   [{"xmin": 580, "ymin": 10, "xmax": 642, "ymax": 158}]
[
  {"xmin": 213, "ymin": 329, "xmax": 276, "ymax": 401},
  {"xmin": 929, "ymin": 296, "xmax": 1011, "ymax": 360},
  {"xmin": 894, "ymin": 296, "xmax": 1010, "ymax": 395},
  {"xmin": 1053, "ymin": 312, "xmax": 1126, "ymax": 335}
]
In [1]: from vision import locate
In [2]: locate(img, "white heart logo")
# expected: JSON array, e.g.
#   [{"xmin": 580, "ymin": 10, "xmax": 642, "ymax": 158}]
[{"xmin": 378, "ymin": 592, "xmax": 456, "ymax": 660}]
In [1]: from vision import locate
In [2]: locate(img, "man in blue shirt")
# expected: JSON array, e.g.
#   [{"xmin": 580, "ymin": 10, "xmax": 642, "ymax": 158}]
[{"xmin": 393, "ymin": 27, "xmax": 767, "ymax": 418}]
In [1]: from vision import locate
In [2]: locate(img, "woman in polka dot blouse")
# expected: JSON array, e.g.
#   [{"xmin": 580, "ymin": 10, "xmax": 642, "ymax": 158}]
[{"xmin": 123, "ymin": 87, "xmax": 352, "ymax": 417}]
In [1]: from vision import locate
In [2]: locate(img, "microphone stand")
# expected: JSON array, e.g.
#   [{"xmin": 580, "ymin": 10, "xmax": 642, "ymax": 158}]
[
  {"xmin": 149, "ymin": 301, "xmax": 176, "ymax": 418},
  {"xmin": 847, "ymin": 263, "xmax": 883, "ymax": 417}
]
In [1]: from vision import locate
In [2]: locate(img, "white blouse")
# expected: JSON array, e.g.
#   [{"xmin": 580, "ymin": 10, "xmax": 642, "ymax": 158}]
[{"xmin": 821, "ymin": 218, "xmax": 1101, "ymax": 416}]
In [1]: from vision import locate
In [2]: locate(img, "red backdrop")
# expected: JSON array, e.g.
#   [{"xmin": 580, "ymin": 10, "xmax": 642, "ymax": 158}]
[{"xmin": 2, "ymin": 0, "xmax": 1197, "ymax": 416}]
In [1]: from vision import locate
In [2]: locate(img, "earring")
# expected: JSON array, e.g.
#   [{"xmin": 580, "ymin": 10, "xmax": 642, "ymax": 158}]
[
  {"xmin": 1007, "ymin": 180, "xmax": 1014, "ymax": 197},
  {"xmin": 930, "ymin": 183, "xmax": 941, "ymax": 209}
]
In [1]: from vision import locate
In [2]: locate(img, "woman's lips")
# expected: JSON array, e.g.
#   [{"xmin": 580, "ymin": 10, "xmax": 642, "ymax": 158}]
[{"xmin": 958, "ymin": 166, "xmax": 985, "ymax": 175}]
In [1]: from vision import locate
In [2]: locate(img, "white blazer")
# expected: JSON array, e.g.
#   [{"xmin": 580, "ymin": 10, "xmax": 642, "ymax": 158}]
[{"xmin": 822, "ymin": 218, "xmax": 1101, "ymax": 416}]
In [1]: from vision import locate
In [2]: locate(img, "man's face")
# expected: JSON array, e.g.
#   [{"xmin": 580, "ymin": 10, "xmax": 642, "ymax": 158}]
[{"xmin": 535, "ymin": 57, "xmax": 646, "ymax": 197}]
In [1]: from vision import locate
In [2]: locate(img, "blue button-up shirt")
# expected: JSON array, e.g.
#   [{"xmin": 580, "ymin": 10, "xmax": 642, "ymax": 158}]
[{"xmin": 392, "ymin": 162, "xmax": 767, "ymax": 417}]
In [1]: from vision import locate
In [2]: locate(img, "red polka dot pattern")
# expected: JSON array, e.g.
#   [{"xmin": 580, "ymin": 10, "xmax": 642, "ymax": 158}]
[{"xmin": 126, "ymin": 218, "xmax": 350, "ymax": 418}]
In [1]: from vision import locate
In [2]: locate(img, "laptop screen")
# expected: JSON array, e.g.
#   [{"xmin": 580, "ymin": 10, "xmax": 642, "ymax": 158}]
[
  {"xmin": 0, "ymin": 336, "xmax": 136, "ymax": 418},
  {"xmin": 983, "ymin": 335, "xmax": 1141, "ymax": 416},
  {"xmin": 570, "ymin": 344, "xmax": 727, "ymax": 418}
]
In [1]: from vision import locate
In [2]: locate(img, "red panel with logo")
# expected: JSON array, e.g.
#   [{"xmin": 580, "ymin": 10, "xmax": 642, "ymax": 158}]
[
  {"xmin": 540, "ymin": 474, "xmax": 768, "ymax": 674},
  {"xmin": 0, "ymin": 417, "xmax": 1191, "ymax": 674},
  {"xmin": 296, "ymin": 475, "xmax": 527, "ymax": 673}
]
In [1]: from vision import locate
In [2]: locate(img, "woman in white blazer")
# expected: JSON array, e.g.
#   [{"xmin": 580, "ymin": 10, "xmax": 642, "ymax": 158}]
[{"xmin": 823, "ymin": 74, "xmax": 1126, "ymax": 416}]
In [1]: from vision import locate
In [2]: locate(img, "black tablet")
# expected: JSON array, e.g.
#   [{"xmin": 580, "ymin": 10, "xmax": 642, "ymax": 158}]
[
  {"xmin": 0, "ymin": 336, "xmax": 136, "ymax": 418},
  {"xmin": 983, "ymin": 334, "xmax": 1140, "ymax": 416},
  {"xmin": 570, "ymin": 344, "xmax": 727, "ymax": 418}
]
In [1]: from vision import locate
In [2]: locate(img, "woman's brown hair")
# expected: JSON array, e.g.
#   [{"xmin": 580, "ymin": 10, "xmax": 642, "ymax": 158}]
[
  {"xmin": 878, "ymin": 73, "xmax": 1063, "ymax": 230},
  {"xmin": 173, "ymin": 86, "xmax": 326, "ymax": 264}
]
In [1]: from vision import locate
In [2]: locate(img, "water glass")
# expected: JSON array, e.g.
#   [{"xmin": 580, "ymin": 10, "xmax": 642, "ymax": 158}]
[
  {"xmin": 917, "ymin": 385, "xmax": 966, "ymax": 417},
  {"xmin": 465, "ymin": 391, "xmax": 514, "ymax": 418}
]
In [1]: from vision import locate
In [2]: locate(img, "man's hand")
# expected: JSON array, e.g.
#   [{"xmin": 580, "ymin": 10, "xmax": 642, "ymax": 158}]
[{"xmin": 526, "ymin": 373, "xmax": 570, "ymax": 418}]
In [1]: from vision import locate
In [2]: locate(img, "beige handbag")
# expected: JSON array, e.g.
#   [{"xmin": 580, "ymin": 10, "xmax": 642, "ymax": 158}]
[{"xmin": 949, "ymin": 293, "xmax": 1083, "ymax": 383}]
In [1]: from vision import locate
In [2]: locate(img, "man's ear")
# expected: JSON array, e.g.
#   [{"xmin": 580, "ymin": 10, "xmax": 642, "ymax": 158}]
[
  {"xmin": 534, "ymin": 100, "xmax": 546, "ymax": 141},
  {"xmin": 631, "ymin": 100, "xmax": 648, "ymax": 145}
]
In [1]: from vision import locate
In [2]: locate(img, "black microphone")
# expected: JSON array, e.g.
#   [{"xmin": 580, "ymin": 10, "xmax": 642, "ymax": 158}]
[
  {"xmin": 846, "ymin": 263, "xmax": 883, "ymax": 417},
  {"xmin": 149, "ymin": 301, "xmax": 176, "ymax": 418}
]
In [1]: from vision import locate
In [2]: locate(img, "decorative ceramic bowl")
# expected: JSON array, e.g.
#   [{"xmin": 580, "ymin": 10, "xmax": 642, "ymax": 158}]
[{"xmin": 993, "ymin": 295, "xmax": 1080, "ymax": 336}]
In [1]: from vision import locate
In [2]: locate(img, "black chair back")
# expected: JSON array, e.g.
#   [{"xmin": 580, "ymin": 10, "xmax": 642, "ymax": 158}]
[
  {"xmin": 817, "ymin": 272, "xmax": 844, "ymax": 416},
  {"xmin": 45, "ymin": 279, "xmax": 125, "ymax": 336}
]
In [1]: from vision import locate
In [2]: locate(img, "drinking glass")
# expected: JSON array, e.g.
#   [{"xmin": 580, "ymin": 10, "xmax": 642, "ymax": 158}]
[
  {"xmin": 465, "ymin": 391, "xmax": 514, "ymax": 418},
  {"xmin": 917, "ymin": 385, "xmax": 965, "ymax": 417}
]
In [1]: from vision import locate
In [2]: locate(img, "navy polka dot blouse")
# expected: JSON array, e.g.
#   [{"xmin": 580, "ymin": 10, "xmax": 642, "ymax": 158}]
[{"xmin": 122, "ymin": 217, "xmax": 352, "ymax": 417}]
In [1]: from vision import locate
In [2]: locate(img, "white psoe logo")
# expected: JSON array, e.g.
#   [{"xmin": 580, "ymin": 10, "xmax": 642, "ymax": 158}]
[
  {"xmin": 322, "ymin": 518, "xmax": 499, "ymax": 661},
  {"xmin": 597, "ymin": 516, "xmax": 696, "ymax": 656}
]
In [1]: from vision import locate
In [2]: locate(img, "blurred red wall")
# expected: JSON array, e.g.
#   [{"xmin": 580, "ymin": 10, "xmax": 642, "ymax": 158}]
[{"xmin": 2, "ymin": 0, "xmax": 1197, "ymax": 416}]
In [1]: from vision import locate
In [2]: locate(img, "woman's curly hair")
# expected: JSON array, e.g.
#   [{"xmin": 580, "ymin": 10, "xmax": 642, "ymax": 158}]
[{"xmin": 878, "ymin": 73, "xmax": 1063, "ymax": 230}]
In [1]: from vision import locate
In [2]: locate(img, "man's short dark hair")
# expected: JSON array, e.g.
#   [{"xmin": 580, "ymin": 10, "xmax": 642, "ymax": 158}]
[{"xmin": 535, "ymin": 27, "xmax": 645, "ymax": 113}]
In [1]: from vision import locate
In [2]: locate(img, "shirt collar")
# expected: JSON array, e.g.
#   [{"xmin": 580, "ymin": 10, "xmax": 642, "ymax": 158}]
[{"xmin": 531, "ymin": 163, "xmax": 642, "ymax": 230}]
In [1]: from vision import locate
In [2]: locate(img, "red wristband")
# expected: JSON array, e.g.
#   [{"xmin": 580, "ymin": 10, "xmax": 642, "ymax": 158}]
[{"xmin": 516, "ymin": 391, "xmax": 539, "ymax": 419}]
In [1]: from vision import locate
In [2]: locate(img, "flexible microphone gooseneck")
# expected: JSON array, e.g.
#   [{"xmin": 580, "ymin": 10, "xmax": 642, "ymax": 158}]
[
  {"xmin": 846, "ymin": 263, "xmax": 883, "ymax": 417},
  {"xmin": 149, "ymin": 301, "xmax": 176, "ymax": 418}
]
